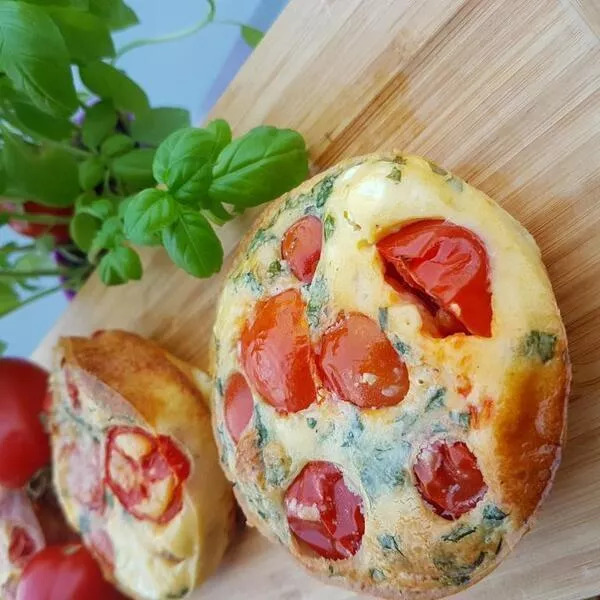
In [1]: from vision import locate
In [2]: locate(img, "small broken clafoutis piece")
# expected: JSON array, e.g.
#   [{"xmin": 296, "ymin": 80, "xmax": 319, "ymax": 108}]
[{"xmin": 48, "ymin": 329, "xmax": 235, "ymax": 600}]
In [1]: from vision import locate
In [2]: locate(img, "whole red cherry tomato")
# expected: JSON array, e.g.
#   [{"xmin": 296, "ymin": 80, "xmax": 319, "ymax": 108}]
[
  {"xmin": 16, "ymin": 544, "xmax": 123, "ymax": 600},
  {"xmin": 377, "ymin": 219, "xmax": 492, "ymax": 337},
  {"xmin": 318, "ymin": 312, "xmax": 409, "ymax": 408},
  {"xmin": 413, "ymin": 440, "xmax": 487, "ymax": 520},
  {"xmin": 224, "ymin": 372, "xmax": 254, "ymax": 443},
  {"xmin": 281, "ymin": 216, "xmax": 323, "ymax": 283},
  {"xmin": 0, "ymin": 358, "xmax": 51, "ymax": 488},
  {"xmin": 6, "ymin": 202, "xmax": 72, "ymax": 244},
  {"xmin": 285, "ymin": 461, "xmax": 364, "ymax": 560},
  {"xmin": 241, "ymin": 289, "xmax": 317, "ymax": 413}
]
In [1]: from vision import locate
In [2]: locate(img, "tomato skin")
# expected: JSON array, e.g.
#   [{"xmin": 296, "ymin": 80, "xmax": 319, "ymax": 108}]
[
  {"xmin": 318, "ymin": 312, "xmax": 409, "ymax": 409},
  {"xmin": 7, "ymin": 202, "xmax": 72, "ymax": 243},
  {"xmin": 0, "ymin": 358, "xmax": 51, "ymax": 488},
  {"xmin": 105, "ymin": 426, "xmax": 190, "ymax": 524},
  {"xmin": 377, "ymin": 219, "xmax": 492, "ymax": 337},
  {"xmin": 241, "ymin": 289, "xmax": 317, "ymax": 413},
  {"xmin": 284, "ymin": 461, "xmax": 364, "ymax": 560},
  {"xmin": 281, "ymin": 216, "xmax": 323, "ymax": 283},
  {"xmin": 16, "ymin": 544, "xmax": 123, "ymax": 600},
  {"xmin": 224, "ymin": 372, "xmax": 254, "ymax": 443},
  {"xmin": 413, "ymin": 440, "xmax": 487, "ymax": 520}
]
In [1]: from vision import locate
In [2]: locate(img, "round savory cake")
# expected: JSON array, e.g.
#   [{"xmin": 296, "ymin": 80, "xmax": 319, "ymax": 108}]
[
  {"xmin": 48, "ymin": 330, "xmax": 235, "ymax": 600},
  {"xmin": 210, "ymin": 154, "xmax": 570, "ymax": 599}
]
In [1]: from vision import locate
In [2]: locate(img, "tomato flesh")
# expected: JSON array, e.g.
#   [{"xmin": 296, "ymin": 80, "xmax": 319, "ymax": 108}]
[
  {"xmin": 281, "ymin": 216, "xmax": 323, "ymax": 283},
  {"xmin": 0, "ymin": 358, "xmax": 51, "ymax": 488},
  {"xmin": 413, "ymin": 440, "xmax": 487, "ymax": 520},
  {"xmin": 284, "ymin": 461, "xmax": 364, "ymax": 560},
  {"xmin": 377, "ymin": 220, "xmax": 492, "ymax": 337},
  {"xmin": 16, "ymin": 544, "xmax": 123, "ymax": 600},
  {"xmin": 105, "ymin": 426, "xmax": 190, "ymax": 524},
  {"xmin": 6, "ymin": 201, "xmax": 72, "ymax": 243},
  {"xmin": 241, "ymin": 289, "xmax": 317, "ymax": 413},
  {"xmin": 318, "ymin": 312, "xmax": 409, "ymax": 408},
  {"xmin": 224, "ymin": 372, "xmax": 254, "ymax": 443}
]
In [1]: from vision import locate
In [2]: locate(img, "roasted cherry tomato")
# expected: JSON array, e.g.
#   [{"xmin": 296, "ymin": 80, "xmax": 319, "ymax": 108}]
[
  {"xmin": 241, "ymin": 289, "xmax": 317, "ymax": 413},
  {"xmin": 377, "ymin": 220, "xmax": 492, "ymax": 337},
  {"xmin": 318, "ymin": 312, "xmax": 409, "ymax": 408},
  {"xmin": 281, "ymin": 216, "xmax": 323, "ymax": 283},
  {"xmin": 6, "ymin": 202, "xmax": 72, "ymax": 244},
  {"xmin": 105, "ymin": 426, "xmax": 190, "ymax": 524},
  {"xmin": 0, "ymin": 358, "xmax": 51, "ymax": 488},
  {"xmin": 413, "ymin": 440, "xmax": 487, "ymax": 520},
  {"xmin": 284, "ymin": 461, "xmax": 364, "ymax": 560},
  {"xmin": 224, "ymin": 372, "xmax": 254, "ymax": 443},
  {"xmin": 16, "ymin": 544, "xmax": 123, "ymax": 600}
]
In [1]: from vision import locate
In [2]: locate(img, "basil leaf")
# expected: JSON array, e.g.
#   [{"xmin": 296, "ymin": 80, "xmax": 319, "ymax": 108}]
[
  {"xmin": 88, "ymin": 215, "xmax": 124, "ymax": 261},
  {"xmin": 123, "ymin": 189, "xmax": 178, "ymax": 245},
  {"xmin": 79, "ymin": 61, "xmax": 149, "ymax": 115},
  {"xmin": 0, "ymin": 1, "xmax": 78, "ymax": 116},
  {"xmin": 98, "ymin": 245, "xmax": 142, "ymax": 285},
  {"xmin": 0, "ymin": 158, "xmax": 6, "ymax": 194},
  {"xmin": 69, "ymin": 212, "xmax": 101, "ymax": 252},
  {"xmin": 209, "ymin": 126, "xmax": 308, "ymax": 208},
  {"xmin": 110, "ymin": 148, "xmax": 155, "ymax": 193},
  {"xmin": 0, "ymin": 340, "xmax": 6, "ymax": 356},
  {"xmin": 205, "ymin": 119, "xmax": 232, "ymax": 158},
  {"xmin": 241, "ymin": 25, "xmax": 264, "ymax": 48},
  {"xmin": 46, "ymin": 7, "xmax": 115, "ymax": 63},
  {"xmin": 2, "ymin": 130, "xmax": 79, "ymax": 207},
  {"xmin": 153, "ymin": 128, "xmax": 215, "ymax": 205},
  {"xmin": 75, "ymin": 195, "xmax": 114, "ymax": 220},
  {"xmin": 88, "ymin": 0, "xmax": 138, "ymax": 30},
  {"xmin": 0, "ymin": 282, "xmax": 20, "ymax": 317},
  {"xmin": 130, "ymin": 107, "xmax": 191, "ymax": 146},
  {"xmin": 161, "ymin": 210, "xmax": 222, "ymax": 278},
  {"xmin": 78, "ymin": 156, "xmax": 105, "ymax": 191},
  {"xmin": 100, "ymin": 134, "xmax": 135, "ymax": 157},
  {"xmin": 82, "ymin": 100, "xmax": 117, "ymax": 149},
  {"xmin": 12, "ymin": 102, "xmax": 73, "ymax": 141}
]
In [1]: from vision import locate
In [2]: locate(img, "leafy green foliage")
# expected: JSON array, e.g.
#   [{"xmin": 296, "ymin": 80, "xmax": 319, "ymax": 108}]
[
  {"xmin": 100, "ymin": 134, "xmax": 135, "ymax": 158},
  {"xmin": 205, "ymin": 118, "xmax": 231, "ymax": 157},
  {"xmin": 12, "ymin": 101, "xmax": 73, "ymax": 141},
  {"xmin": 82, "ymin": 100, "xmax": 117, "ymax": 149},
  {"xmin": 210, "ymin": 126, "xmax": 308, "ymax": 208},
  {"xmin": 0, "ymin": 1, "xmax": 78, "ymax": 116},
  {"xmin": 88, "ymin": 0, "xmax": 138, "ymax": 31},
  {"xmin": 241, "ymin": 25, "xmax": 264, "ymax": 48},
  {"xmin": 130, "ymin": 107, "xmax": 191, "ymax": 146},
  {"xmin": 110, "ymin": 148, "xmax": 155, "ymax": 192},
  {"xmin": 123, "ymin": 189, "xmax": 178, "ymax": 244},
  {"xmin": 0, "ymin": 282, "xmax": 20, "ymax": 317},
  {"xmin": 69, "ymin": 212, "xmax": 100, "ymax": 252},
  {"xmin": 98, "ymin": 245, "xmax": 142, "ymax": 285},
  {"xmin": 78, "ymin": 156, "xmax": 105, "ymax": 191}
]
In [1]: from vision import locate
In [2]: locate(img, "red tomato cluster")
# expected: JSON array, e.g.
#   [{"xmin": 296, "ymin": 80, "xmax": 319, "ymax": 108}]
[
  {"xmin": 5, "ymin": 202, "xmax": 72, "ymax": 244},
  {"xmin": 225, "ymin": 215, "xmax": 492, "ymax": 557}
]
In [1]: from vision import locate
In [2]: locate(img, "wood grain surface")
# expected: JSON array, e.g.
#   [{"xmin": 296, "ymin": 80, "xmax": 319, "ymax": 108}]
[{"xmin": 32, "ymin": 0, "xmax": 600, "ymax": 598}]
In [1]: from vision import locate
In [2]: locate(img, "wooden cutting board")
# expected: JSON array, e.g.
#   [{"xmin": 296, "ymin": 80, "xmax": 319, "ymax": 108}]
[{"xmin": 32, "ymin": 0, "xmax": 600, "ymax": 598}]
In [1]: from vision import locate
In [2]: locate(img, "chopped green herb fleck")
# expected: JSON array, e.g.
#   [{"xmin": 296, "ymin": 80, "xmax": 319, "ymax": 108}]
[
  {"xmin": 104, "ymin": 490, "xmax": 115, "ymax": 509},
  {"xmin": 360, "ymin": 440, "xmax": 411, "ymax": 497},
  {"xmin": 315, "ymin": 174, "xmax": 336, "ymax": 208},
  {"xmin": 247, "ymin": 228, "xmax": 276, "ymax": 254},
  {"xmin": 433, "ymin": 552, "xmax": 485, "ymax": 586},
  {"xmin": 425, "ymin": 387, "xmax": 446, "ymax": 411},
  {"xmin": 234, "ymin": 271, "xmax": 263, "ymax": 296},
  {"xmin": 387, "ymin": 167, "xmax": 402, "ymax": 182},
  {"xmin": 482, "ymin": 505, "xmax": 508, "ymax": 526},
  {"xmin": 447, "ymin": 176, "xmax": 464, "ymax": 193},
  {"xmin": 522, "ymin": 330, "xmax": 557, "ymax": 363},
  {"xmin": 431, "ymin": 423, "xmax": 448, "ymax": 434},
  {"xmin": 392, "ymin": 335, "xmax": 410, "ymax": 356},
  {"xmin": 267, "ymin": 260, "xmax": 282, "ymax": 278},
  {"xmin": 166, "ymin": 589, "xmax": 190, "ymax": 599},
  {"xmin": 257, "ymin": 509, "xmax": 268, "ymax": 520},
  {"xmin": 395, "ymin": 411, "xmax": 418, "ymax": 429},
  {"xmin": 378, "ymin": 307, "xmax": 389, "ymax": 330},
  {"xmin": 328, "ymin": 565, "xmax": 335, "ymax": 577},
  {"xmin": 78, "ymin": 512, "xmax": 91, "ymax": 535},
  {"xmin": 215, "ymin": 377, "xmax": 224, "ymax": 397},
  {"xmin": 442, "ymin": 524, "xmax": 477, "ymax": 542},
  {"xmin": 495, "ymin": 537, "xmax": 503, "ymax": 555},
  {"xmin": 370, "ymin": 568, "xmax": 386, "ymax": 582},
  {"xmin": 450, "ymin": 411, "xmax": 471, "ymax": 429},
  {"xmin": 306, "ymin": 275, "xmax": 328, "ymax": 329},
  {"xmin": 265, "ymin": 455, "xmax": 290, "ymax": 486},
  {"xmin": 393, "ymin": 156, "xmax": 407, "ymax": 165},
  {"xmin": 341, "ymin": 411, "xmax": 364, "ymax": 447},
  {"xmin": 254, "ymin": 407, "xmax": 268, "ymax": 449},
  {"xmin": 306, "ymin": 417, "xmax": 317, "ymax": 429},
  {"xmin": 428, "ymin": 160, "xmax": 448, "ymax": 176},
  {"xmin": 378, "ymin": 534, "xmax": 403, "ymax": 554},
  {"xmin": 324, "ymin": 213, "xmax": 335, "ymax": 241}
]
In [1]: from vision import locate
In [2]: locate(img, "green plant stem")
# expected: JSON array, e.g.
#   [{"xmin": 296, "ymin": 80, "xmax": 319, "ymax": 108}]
[
  {"xmin": 44, "ymin": 140, "xmax": 91, "ymax": 159},
  {"xmin": 1, "ymin": 285, "xmax": 62, "ymax": 318},
  {"xmin": 0, "ymin": 269, "xmax": 67, "ymax": 279},
  {"xmin": 3, "ymin": 212, "xmax": 71, "ymax": 225},
  {"xmin": 114, "ymin": 0, "xmax": 216, "ymax": 62}
]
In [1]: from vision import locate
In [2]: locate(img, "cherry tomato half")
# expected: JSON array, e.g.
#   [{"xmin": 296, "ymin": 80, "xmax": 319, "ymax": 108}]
[
  {"xmin": 285, "ymin": 461, "xmax": 364, "ymax": 560},
  {"xmin": 0, "ymin": 358, "xmax": 51, "ymax": 488},
  {"xmin": 281, "ymin": 216, "xmax": 323, "ymax": 283},
  {"xmin": 105, "ymin": 426, "xmax": 190, "ymax": 524},
  {"xmin": 318, "ymin": 312, "xmax": 409, "ymax": 408},
  {"xmin": 6, "ymin": 202, "xmax": 72, "ymax": 244},
  {"xmin": 377, "ymin": 220, "xmax": 492, "ymax": 337},
  {"xmin": 224, "ymin": 372, "xmax": 254, "ymax": 443},
  {"xmin": 241, "ymin": 289, "xmax": 317, "ymax": 413},
  {"xmin": 413, "ymin": 440, "xmax": 487, "ymax": 520},
  {"xmin": 16, "ymin": 544, "xmax": 123, "ymax": 600}
]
